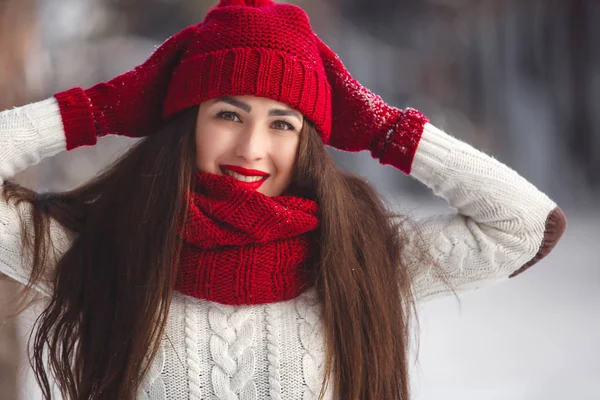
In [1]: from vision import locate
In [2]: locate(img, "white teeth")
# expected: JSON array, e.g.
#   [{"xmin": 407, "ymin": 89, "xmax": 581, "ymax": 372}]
[{"xmin": 223, "ymin": 169, "xmax": 266, "ymax": 182}]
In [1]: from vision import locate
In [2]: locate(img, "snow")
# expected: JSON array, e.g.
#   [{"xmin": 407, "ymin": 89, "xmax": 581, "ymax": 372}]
[{"xmin": 410, "ymin": 210, "xmax": 600, "ymax": 399}]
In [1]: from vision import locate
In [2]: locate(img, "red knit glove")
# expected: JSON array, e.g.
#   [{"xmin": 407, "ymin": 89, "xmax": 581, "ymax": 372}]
[
  {"xmin": 315, "ymin": 36, "xmax": 429, "ymax": 175},
  {"xmin": 54, "ymin": 26, "xmax": 196, "ymax": 151}
]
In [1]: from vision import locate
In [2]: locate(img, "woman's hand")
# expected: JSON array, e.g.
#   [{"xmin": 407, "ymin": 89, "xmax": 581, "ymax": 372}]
[
  {"xmin": 315, "ymin": 35, "xmax": 428, "ymax": 175},
  {"xmin": 54, "ymin": 26, "xmax": 196, "ymax": 150}
]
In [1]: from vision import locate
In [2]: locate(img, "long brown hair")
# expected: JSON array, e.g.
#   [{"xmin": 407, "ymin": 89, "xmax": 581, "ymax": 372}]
[{"xmin": 3, "ymin": 105, "xmax": 428, "ymax": 399}]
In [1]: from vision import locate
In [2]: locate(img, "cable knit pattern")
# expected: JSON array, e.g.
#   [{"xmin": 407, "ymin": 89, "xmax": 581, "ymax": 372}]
[
  {"xmin": 295, "ymin": 290, "xmax": 327, "ymax": 399},
  {"xmin": 0, "ymin": 99, "xmax": 565, "ymax": 398},
  {"xmin": 185, "ymin": 296, "xmax": 203, "ymax": 400},
  {"xmin": 265, "ymin": 304, "xmax": 283, "ymax": 400},
  {"xmin": 138, "ymin": 344, "xmax": 167, "ymax": 400},
  {"xmin": 209, "ymin": 305, "xmax": 257, "ymax": 399}
]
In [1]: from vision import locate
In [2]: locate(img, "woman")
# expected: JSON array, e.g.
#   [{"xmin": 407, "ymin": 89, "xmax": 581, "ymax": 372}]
[{"xmin": 0, "ymin": 0, "xmax": 566, "ymax": 399}]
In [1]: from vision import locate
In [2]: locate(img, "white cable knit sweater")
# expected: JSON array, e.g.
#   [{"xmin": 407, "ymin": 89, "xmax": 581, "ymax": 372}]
[{"xmin": 0, "ymin": 98, "xmax": 565, "ymax": 399}]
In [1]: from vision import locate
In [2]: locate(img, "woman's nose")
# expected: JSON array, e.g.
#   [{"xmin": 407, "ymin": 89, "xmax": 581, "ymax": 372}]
[{"xmin": 235, "ymin": 123, "xmax": 268, "ymax": 162}]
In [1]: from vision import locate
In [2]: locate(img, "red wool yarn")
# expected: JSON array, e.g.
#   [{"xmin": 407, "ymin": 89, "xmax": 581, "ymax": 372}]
[
  {"xmin": 53, "ymin": 0, "xmax": 431, "ymax": 306},
  {"xmin": 176, "ymin": 172, "xmax": 320, "ymax": 305},
  {"xmin": 163, "ymin": 0, "xmax": 333, "ymax": 143},
  {"xmin": 54, "ymin": 0, "xmax": 429, "ymax": 175}
]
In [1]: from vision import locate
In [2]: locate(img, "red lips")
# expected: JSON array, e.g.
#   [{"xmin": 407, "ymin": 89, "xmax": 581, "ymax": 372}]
[
  {"xmin": 220, "ymin": 164, "xmax": 269, "ymax": 191},
  {"xmin": 220, "ymin": 164, "xmax": 270, "ymax": 177}
]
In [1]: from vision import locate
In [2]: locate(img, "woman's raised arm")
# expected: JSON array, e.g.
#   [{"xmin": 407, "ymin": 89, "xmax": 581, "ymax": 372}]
[
  {"xmin": 0, "ymin": 25, "xmax": 196, "ymax": 293},
  {"xmin": 0, "ymin": 98, "xmax": 72, "ymax": 293},
  {"xmin": 315, "ymin": 34, "xmax": 566, "ymax": 301},
  {"xmin": 401, "ymin": 122, "xmax": 566, "ymax": 300}
]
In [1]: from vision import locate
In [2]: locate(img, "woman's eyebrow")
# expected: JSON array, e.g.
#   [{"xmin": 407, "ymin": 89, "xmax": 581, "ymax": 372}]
[
  {"xmin": 269, "ymin": 108, "xmax": 302, "ymax": 121},
  {"xmin": 214, "ymin": 97, "xmax": 302, "ymax": 121},
  {"xmin": 215, "ymin": 97, "xmax": 251, "ymax": 112}
]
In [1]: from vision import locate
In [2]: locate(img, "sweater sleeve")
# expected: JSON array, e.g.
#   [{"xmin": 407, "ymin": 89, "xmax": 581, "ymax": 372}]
[
  {"xmin": 0, "ymin": 98, "xmax": 73, "ymax": 295},
  {"xmin": 404, "ymin": 123, "xmax": 566, "ymax": 302}
]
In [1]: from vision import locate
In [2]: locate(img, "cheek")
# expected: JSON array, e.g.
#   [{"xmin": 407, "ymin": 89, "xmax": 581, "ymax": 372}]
[
  {"xmin": 273, "ymin": 139, "xmax": 299, "ymax": 177},
  {"xmin": 195, "ymin": 128, "xmax": 228, "ymax": 172}
]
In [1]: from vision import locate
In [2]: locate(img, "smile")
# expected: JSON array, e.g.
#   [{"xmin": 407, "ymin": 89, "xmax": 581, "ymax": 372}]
[
  {"xmin": 222, "ymin": 169, "xmax": 265, "ymax": 182},
  {"xmin": 220, "ymin": 165, "xmax": 270, "ymax": 190}
]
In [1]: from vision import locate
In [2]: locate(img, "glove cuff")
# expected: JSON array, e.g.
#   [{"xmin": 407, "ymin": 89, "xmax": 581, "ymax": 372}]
[
  {"xmin": 375, "ymin": 108, "xmax": 429, "ymax": 175},
  {"xmin": 54, "ymin": 87, "xmax": 98, "ymax": 150}
]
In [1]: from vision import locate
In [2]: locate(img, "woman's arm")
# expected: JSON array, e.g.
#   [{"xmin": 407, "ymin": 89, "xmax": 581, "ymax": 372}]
[
  {"xmin": 315, "ymin": 38, "xmax": 566, "ymax": 301},
  {"xmin": 0, "ymin": 98, "xmax": 73, "ymax": 294},
  {"xmin": 0, "ymin": 28, "xmax": 196, "ymax": 293},
  {"xmin": 403, "ymin": 123, "xmax": 566, "ymax": 301}
]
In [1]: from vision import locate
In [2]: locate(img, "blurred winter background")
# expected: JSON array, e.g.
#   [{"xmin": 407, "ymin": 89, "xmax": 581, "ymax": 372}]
[{"xmin": 0, "ymin": 0, "xmax": 598, "ymax": 399}]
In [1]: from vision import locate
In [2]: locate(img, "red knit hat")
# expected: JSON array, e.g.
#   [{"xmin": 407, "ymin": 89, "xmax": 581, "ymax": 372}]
[
  {"xmin": 163, "ymin": 0, "xmax": 332, "ymax": 143},
  {"xmin": 56, "ymin": 0, "xmax": 427, "ymax": 175}
]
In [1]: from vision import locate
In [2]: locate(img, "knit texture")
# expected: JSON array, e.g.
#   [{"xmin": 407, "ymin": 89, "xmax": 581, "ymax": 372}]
[
  {"xmin": 164, "ymin": 0, "xmax": 332, "ymax": 142},
  {"xmin": 53, "ymin": 0, "xmax": 334, "ymax": 146},
  {"xmin": 52, "ymin": 0, "xmax": 430, "ymax": 176},
  {"xmin": 54, "ymin": 26, "xmax": 197, "ymax": 149},
  {"xmin": 0, "ymin": 98, "xmax": 565, "ymax": 398},
  {"xmin": 177, "ymin": 171, "xmax": 319, "ymax": 305},
  {"xmin": 315, "ymin": 37, "xmax": 429, "ymax": 174}
]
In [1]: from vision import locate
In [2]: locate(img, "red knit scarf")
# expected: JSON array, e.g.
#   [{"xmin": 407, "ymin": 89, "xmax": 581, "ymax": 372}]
[{"xmin": 175, "ymin": 171, "xmax": 320, "ymax": 305}]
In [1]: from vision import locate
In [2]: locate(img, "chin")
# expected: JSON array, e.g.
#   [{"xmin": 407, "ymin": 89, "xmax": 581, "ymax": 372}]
[
  {"xmin": 258, "ymin": 188, "xmax": 275, "ymax": 197},
  {"xmin": 260, "ymin": 185, "xmax": 283, "ymax": 197}
]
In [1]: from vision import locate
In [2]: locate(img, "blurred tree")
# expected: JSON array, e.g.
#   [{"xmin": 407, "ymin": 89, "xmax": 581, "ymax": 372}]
[
  {"xmin": 565, "ymin": 0, "xmax": 597, "ymax": 188},
  {"xmin": 332, "ymin": 0, "xmax": 599, "ymax": 200},
  {"xmin": 103, "ymin": 0, "xmax": 216, "ymax": 39}
]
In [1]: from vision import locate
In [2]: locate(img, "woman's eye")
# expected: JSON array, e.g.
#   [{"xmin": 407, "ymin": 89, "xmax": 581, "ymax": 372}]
[
  {"xmin": 272, "ymin": 121, "xmax": 295, "ymax": 131},
  {"xmin": 216, "ymin": 111, "xmax": 240, "ymax": 122}
]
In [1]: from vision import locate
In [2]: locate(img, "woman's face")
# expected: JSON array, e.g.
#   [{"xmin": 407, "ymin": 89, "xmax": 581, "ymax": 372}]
[{"xmin": 195, "ymin": 95, "xmax": 303, "ymax": 197}]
